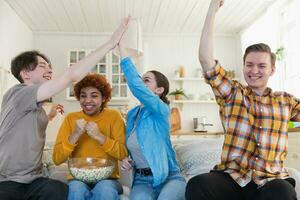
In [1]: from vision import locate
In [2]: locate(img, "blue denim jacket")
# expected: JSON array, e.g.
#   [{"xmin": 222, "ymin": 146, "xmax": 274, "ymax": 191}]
[{"xmin": 120, "ymin": 57, "xmax": 180, "ymax": 187}]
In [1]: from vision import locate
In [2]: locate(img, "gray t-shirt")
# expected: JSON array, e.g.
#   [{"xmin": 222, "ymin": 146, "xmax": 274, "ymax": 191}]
[
  {"xmin": 127, "ymin": 130, "xmax": 149, "ymax": 169},
  {"xmin": 0, "ymin": 84, "xmax": 48, "ymax": 183}
]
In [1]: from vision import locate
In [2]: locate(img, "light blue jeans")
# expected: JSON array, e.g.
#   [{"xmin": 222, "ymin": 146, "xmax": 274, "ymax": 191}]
[
  {"xmin": 130, "ymin": 171, "xmax": 186, "ymax": 200},
  {"xmin": 67, "ymin": 179, "xmax": 123, "ymax": 200}
]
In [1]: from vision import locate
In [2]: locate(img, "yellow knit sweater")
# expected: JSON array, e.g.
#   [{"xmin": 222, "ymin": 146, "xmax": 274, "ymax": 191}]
[{"xmin": 52, "ymin": 108, "xmax": 128, "ymax": 179}]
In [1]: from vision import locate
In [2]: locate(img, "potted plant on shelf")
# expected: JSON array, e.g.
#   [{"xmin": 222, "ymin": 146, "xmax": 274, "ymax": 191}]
[
  {"xmin": 169, "ymin": 88, "xmax": 187, "ymax": 100},
  {"xmin": 275, "ymin": 46, "xmax": 285, "ymax": 62}
]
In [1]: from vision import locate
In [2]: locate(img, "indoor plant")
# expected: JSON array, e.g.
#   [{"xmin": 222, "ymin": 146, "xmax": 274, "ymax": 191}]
[{"xmin": 169, "ymin": 88, "xmax": 187, "ymax": 100}]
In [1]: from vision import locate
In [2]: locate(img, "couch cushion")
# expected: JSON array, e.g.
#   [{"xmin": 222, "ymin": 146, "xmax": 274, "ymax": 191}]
[
  {"xmin": 287, "ymin": 167, "xmax": 300, "ymax": 199},
  {"xmin": 173, "ymin": 138, "xmax": 223, "ymax": 177},
  {"xmin": 43, "ymin": 142, "xmax": 55, "ymax": 168}
]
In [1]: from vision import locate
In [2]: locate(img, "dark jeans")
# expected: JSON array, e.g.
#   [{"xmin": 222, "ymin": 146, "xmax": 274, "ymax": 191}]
[
  {"xmin": 0, "ymin": 177, "xmax": 68, "ymax": 200},
  {"xmin": 186, "ymin": 171, "xmax": 297, "ymax": 200}
]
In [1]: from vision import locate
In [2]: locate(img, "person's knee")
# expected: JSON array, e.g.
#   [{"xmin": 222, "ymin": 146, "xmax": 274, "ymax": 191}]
[
  {"xmin": 92, "ymin": 179, "xmax": 122, "ymax": 199},
  {"xmin": 42, "ymin": 180, "xmax": 68, "ymax": 200},
  {"xmin": 186, "ymin": 174, "xmax": 212, "ymax": 200},
  {"xmin": 158, "ymin": 179, "xmax": 186, "ymax": 200},
  {"xmin": 258, "ymin": 179, "xmax": 297, "ymax": 200},
  {"xmin": 130, "ymin": 191, "xmax": 155, "ymax": 200},
  {"xmin": 68, "ymin": 180, "xmax": 88, "ymax": 193},
  {"xmin": 94, "ymin": 180, "xmax": 121, "ymax": 193},
  {"xmin": 186, "ymin": 174, "xmax": 208, "ymax": 192}
]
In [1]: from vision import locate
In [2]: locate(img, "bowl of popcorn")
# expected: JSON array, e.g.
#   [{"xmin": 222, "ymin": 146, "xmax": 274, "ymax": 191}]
[{"xmin": 68, "ymin": 157, "xmax": 115, "ymax": 184}]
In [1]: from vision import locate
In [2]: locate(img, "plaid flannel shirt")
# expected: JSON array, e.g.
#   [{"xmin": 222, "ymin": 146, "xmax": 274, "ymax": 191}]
[{"xmin": 204, "ymin": 63, "xmax": 300, "ymax": 187}]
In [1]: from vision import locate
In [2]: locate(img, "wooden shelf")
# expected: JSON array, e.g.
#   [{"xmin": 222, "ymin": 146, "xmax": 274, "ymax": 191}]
[
  {"xmin": 289, "ymin": 128, "xmax": 300, "ymax": 132},
  {"xmin": 172, "ymin": 77, "xmax": 204, "ymax": 81},
  {"xmin": 171, "ymin": 100, "xmax": 216, "ymax": 104},
  {"xmin": 171, "ymin": 130, "xmax": 224, "ymax": 136},
  {"xmin": 172, "ymin": 77, "xmax": 239, "ymax": 81},
  {"xmin": 171, "ymin": 129, "xmax": 299, "ymax": 135}
]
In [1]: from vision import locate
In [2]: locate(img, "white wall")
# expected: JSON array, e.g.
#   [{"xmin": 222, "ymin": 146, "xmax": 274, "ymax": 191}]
[
  {"xmin": 144, "ymin": 34, "xmax": 238, "ymax": 132},
  {"xmin": 240, "ymin": 4, "xmax": 282, "ymax": 91},
  {"xmin": 240, "ymin": 0, "xmax": 300, "ymax": 99},
  {"xmin": 34, "ymin": 32, "xmax": 238, "ymax": 135},
  {"xmin": 0, "ymin": 0, "xmax": 239, "ymax": 136},
  {"xmin": 33, "ymin": 33, "xmax": 116, "ymax": 114},
  {"xmin": 0, "ymin": 0, "xmax": 33, "ymax": 105}
]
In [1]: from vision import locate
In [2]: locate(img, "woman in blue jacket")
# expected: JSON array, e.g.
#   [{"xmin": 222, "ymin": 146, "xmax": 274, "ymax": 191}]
[{"xmin": 119, "ymin": 42, "xmax": 186, "ymax": 200}]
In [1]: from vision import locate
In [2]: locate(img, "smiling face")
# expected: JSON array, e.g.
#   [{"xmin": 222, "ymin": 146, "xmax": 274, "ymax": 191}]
[
  {"xmin": 142, "ymin": 71, "xmax": 164, "ymax": 96},
  {"xmin": 142, "ymin": 72, "xmax": 157, "ymax": 92},
  {"xmin": 243, "ymin": 52, "xmax": 275, "ymax": 95},
  {"xmin": 21, "ymin": 56, "xmax": 52, "ymax": 85},
  {"xmin": 79, "ymin": 86, "xmax": 104, "ymax": 116}
]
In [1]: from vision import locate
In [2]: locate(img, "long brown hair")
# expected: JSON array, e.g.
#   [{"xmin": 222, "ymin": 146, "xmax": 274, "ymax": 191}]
[{"xmin": 149, "ymin": 70, "xmax": 170, "ymax": 105}]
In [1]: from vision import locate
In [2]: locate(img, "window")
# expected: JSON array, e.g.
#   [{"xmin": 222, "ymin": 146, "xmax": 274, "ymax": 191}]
[{"xmin": 66, "ymin": 50, "xmax": 128, "ymax": 101}]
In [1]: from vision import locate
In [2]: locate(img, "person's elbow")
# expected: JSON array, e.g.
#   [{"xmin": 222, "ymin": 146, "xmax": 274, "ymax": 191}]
[
  {"xmin": 198, "ymin": 55, "xmax": 208, "ymax": 65},
  {"xmin": 198, "ymin": 56, "xmax": 214, "ymax": 71},
  {"xmin": 119, "ymin": 148, "xmax": 128, "ymax": 160},
  {"xmin": 52, "ymin": 152, "xmax": 65, "ymax": 166},
  {"xmin": 198, "ymin": 50, "xmax": 210, "ymax": 64}
]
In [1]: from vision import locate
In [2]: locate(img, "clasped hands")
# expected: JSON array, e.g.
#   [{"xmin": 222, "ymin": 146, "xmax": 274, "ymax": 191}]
[{"xmin": 71, "ymin": 119, "xmax": 106, "ymax": 145}]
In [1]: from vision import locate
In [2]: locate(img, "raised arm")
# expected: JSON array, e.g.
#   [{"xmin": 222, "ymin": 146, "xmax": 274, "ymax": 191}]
[
  {"xmin": 118, "ymin": 40, "xmax": 169, "ymax": 116},
  {"xmin": 199, "ymin": 0, "xmax": 224, "ymax": 72},
  {"xmin": 37, "ymin": 17, "xmax": 131, "ymax": 102}
]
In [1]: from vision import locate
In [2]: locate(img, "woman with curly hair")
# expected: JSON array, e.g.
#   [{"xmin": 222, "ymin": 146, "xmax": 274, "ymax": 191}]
[{"xmin": 52, "ymin": 73, "xmax": 128, "ymax": 200}]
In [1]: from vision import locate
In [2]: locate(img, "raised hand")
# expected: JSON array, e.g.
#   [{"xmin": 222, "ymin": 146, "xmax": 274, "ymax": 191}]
[
  {"xmin": 120, "ymin": 156, "xmax": 134, "ymax": 171},
  {"xmin": 209, "ymin": 0, "xmax": 224, "ymax": 13},
  {"xmin": 199, "ymin": 0, "xmax": 224, "ymax": 72},
  {"xmin": 108, "ymin": 16, "xmax": 131, "ymax": 50},
  {"xmin": 47, "ymin": 103, "xmax": 64, "ymax": 121},
  {"xmin": 117, "ymin": 34, "xmax": 129, "ymax": 59}
]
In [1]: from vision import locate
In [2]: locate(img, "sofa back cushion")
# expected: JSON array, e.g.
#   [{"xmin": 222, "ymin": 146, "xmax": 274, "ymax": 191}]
[
  {"xmin": 43, "ymin": 142, "xmax": 68, "ymax": 183},
  {"xmin": 173, "ymin": 137, "xmax": 223, "ymax": 177}
]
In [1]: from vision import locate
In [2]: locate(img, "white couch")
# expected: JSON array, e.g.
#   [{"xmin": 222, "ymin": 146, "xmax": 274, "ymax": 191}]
[{"xmin": 43, "ymin": 137, "xmax": 300, "ymax": 199}]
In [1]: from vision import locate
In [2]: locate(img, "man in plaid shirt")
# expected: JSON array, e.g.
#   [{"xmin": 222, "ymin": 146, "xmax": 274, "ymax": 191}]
[{"xmin": 185, "ymin": 0, "xmax": 300, "ymax": 200}]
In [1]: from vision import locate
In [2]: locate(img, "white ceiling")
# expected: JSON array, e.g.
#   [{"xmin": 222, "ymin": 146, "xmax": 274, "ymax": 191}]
[{"xmin": 5, "ymin": 0, "xmax": 278, "ymax": 34}]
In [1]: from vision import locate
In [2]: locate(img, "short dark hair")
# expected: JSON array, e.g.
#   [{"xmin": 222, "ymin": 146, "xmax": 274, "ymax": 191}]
[
  {"xmin": 74, "ymin": 73, "xmax": 112, "ymax": 111},
  {"xmin": 11, "ymin": 50, "xmax": 50, "ymax": 83},
  {"xmin": 148, "ymin": 70, "xmax": 170, "ymax": 105},
  {"xmin": 243, "ymin": 43, "xmax": 276, "ymax": 66}
]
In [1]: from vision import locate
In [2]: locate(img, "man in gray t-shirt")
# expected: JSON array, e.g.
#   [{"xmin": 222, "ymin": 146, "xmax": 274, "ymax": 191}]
[
  {"xmin": 0, "ymin": 84, "xmax": 48, "ymax": 183},
  {"xmin": 0, "ymin": 17, "xmax": 130, "ymax": 200},
  {"xmin": 0, "ymin": 52, "xmax": 68, "ymax": 200}
]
